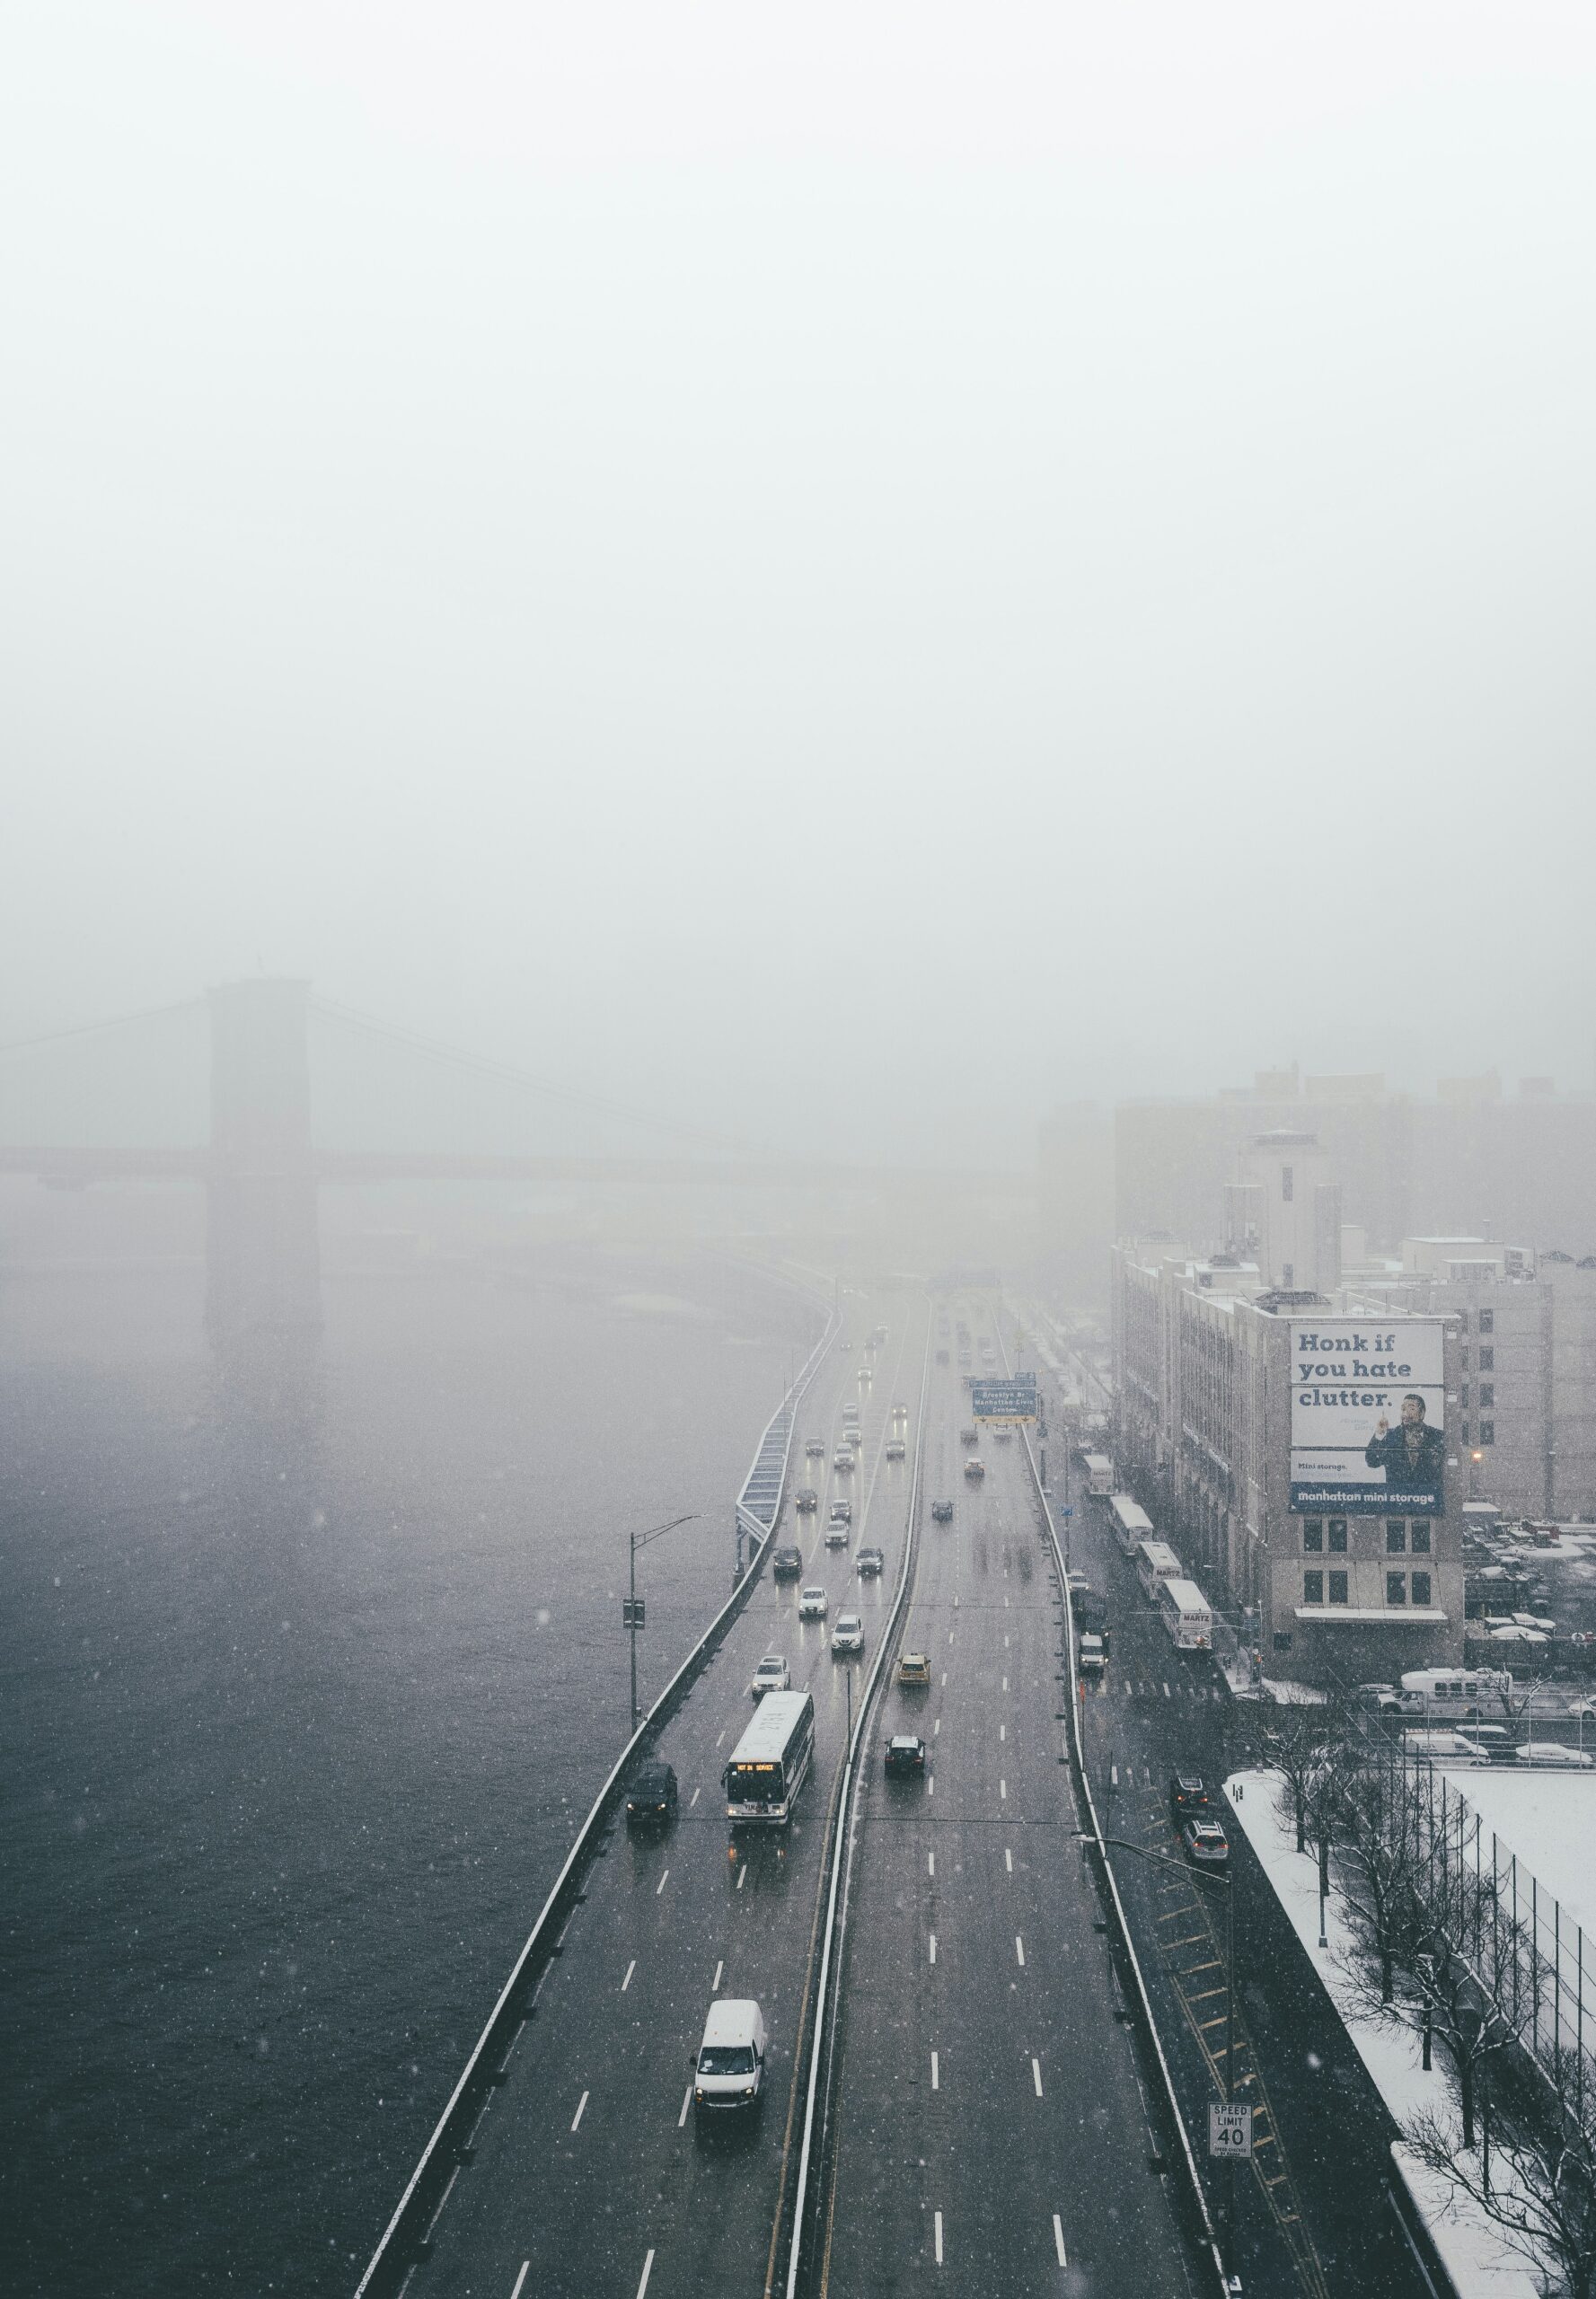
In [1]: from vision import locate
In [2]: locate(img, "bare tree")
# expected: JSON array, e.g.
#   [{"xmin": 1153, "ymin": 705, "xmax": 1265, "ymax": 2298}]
[
  {"xmin": 1334, "ymin": 1760, "xmax": 1428, "ymax": 2005},
  {"xmin": 1255, "ymin": 1697, "xmax": 1345, "ymax": 1854},
  {"xmin": 1406, "ymin": 2093, "xmax": 1596, "ymax": 2299}
]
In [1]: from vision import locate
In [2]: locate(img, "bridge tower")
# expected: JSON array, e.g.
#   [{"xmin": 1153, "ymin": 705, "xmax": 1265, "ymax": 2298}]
[{"xmin": 205, "ymin": 978, "xmax": 322, "ymax": 1343}]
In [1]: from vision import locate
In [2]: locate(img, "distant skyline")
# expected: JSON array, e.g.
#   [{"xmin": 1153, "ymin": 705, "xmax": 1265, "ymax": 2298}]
[{"xmin": 5, "ymin": 4, "xmax": 1595, "ymax": 1166}]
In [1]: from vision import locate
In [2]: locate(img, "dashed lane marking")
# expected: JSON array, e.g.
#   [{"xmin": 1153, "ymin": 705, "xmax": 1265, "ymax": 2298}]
[
  {"xmin": 511, "ymin": 2265, "xmax": 530, "ymax": 2299},
  {"xmin": 934, "ymin": 2211, "xmax": 944, "ymax": 2266},
  {"xmin": 636, "ymin": 2248, "xmax": 656, "ymax": 2299},
  {"xmin": 1052, "ymin": 2216, "xmax": 1067, "ymax": 2268},
  {"xmin": 928, "ymin": 1851, "xmax": 935, "ymax": 1877},
  {"xmin": 711, "ymin": 1960, "xmax": 723, "ymax": 1991},
  {"xmin": 931, "ymin": 2050, "xmax": 939, "ymax": 2091},
  {"xmin": 1000, "ymin": 1779, "xmax": 1008, "ymax": 1801},
  {"xmin": 999, "ymin": 1724, "xmax": 1006, "ymax": 1742},
  {"xmin": 1015, "ymin": 1935, "xmax": 1026, "ymax": 1968},
  {"xmin": 677, "ymin": 2086, "xmax": 692, "ymax": 2128},
  {"xmin": 571, "ymin": 2091, "xmax": 588, "ymax": 2132},
  {"xmin": 1031, "ymin": 2057, "xmax": 1043, "ymax": 2097},
  {"xmin": 736, "ymin": 1863, "xmax": 747, "ymax": 1891},
  {"xmin": 1004, "ymin": 1847, "xmax": 1013, "ymax": 1872},
  {"xmin": 657, "ymin": 1870, "xmax": 670, "ymax": 1896},
  {"xmin": 929, "ymin": 1933, "xmax": 938, "ymax": 1964}
]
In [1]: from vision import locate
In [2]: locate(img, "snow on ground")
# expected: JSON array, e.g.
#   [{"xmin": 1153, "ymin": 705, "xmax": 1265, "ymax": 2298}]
[
  {"xmin": 1257, "ymin": 1676, "xmax": 1327, "ymax": 1704},
  {"xmin": 1226, "ymin": 1769, "xmax": 1540, "ymax": 2299},
  {"xmin": 1435, "ymin": 1765, "xmax": 1596, "ymax": 1936}
]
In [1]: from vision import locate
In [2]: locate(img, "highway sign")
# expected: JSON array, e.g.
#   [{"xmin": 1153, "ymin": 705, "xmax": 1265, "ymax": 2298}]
[
  {"xmin": 1207, "ymin": 2103, "xmax": 1253, "ymax": 2160},
  {"xmin": 971, "ymin": 1377, "xmax": 1037, "ymax": 1424}
]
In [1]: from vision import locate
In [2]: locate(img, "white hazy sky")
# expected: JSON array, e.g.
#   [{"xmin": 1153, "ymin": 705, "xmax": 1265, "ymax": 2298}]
[{"xmin": 4, "ymin": 3, "xmax": 1594, "ymax": 1164}]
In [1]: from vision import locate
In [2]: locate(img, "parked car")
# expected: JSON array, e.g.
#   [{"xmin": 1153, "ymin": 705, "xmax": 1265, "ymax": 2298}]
[
  {"xmin": 750, "ymin": 1654, "xmax": 790, "ymax": 1698},
  {"xmin": 1181, "ymin": 1817, "xmax": 1230, "ymax": 1865},
  {"xmin": 625, "ymin": 1761, "xmax": 678, "ymax": 1828},
  {"xmin": 772, "ymin": 1546, "xmax": 803, "ymax": 1580},
  {"xmin": 930, "ymin": 1500, "xmax": 954, "ymax": 1524},
  {"xmin": 897, "ymin": 1652, "xmax": 930, "ymax": 1688},
  {"xmin": 798, "ymin": 1585, "xmax": 828, "ymax": 1620},
  {"xmin": 831, "ymin": 1614, "xmax": 864, "ymax": 1656},
  {"xmin": 795, "ymin": 1487, "xmax": 818, "ymax": 1514},
  {"xmin": 884, "ymin": 1734, "xmax": 927, "ymax": 1777},
  {"xmin": 856, "ymin": 1546, "xmax": 885, "ymax": 1578}
]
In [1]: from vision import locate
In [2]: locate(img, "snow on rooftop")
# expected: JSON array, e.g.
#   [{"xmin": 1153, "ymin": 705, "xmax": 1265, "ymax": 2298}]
[{"xmin": 1434, "ymin": 1766, "xmax": 1596, "ymax": 1937}]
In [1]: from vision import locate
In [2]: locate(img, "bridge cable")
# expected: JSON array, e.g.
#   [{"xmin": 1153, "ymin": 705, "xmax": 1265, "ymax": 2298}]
[{"xmin": 0, "ymin": 996, "xmax": 207, "ymax": 1059}]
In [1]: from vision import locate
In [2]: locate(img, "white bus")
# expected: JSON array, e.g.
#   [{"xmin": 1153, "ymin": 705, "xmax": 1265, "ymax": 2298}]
[
  {"xmin": 724, "ymin": 1691, "xmax": 816, "ymax": 1829},
  {"xmin": 1157, "ymin": 1576, "xmax": 1212, "ymax": 1651},
  {"xmin": 1380, "ymin": 1669, "xmax": 1513, "ymax": 1722},
  {"xmin": 1081, "ymin": 1451, "xmax": 1115, "ymax": 1497},
  {"xmin": 1109, "ymin": 1494, "xmax": 1155, "ymax": 1557},
  {"xmin": 1134, "ymin": 1538, "xmax": 1184, "ymax": 1599}
]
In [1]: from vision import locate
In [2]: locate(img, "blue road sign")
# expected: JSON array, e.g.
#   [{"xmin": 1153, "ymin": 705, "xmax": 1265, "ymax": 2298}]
[{"xmin": 971, "ymin": 1377, "xmax": 1037, "ymax": 1423}]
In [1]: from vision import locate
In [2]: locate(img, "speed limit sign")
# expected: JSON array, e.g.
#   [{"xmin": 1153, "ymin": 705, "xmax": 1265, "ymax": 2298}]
[{"xmin": 1208, "ymin": 2103, "xmax": 1253, "ymax": 2159}]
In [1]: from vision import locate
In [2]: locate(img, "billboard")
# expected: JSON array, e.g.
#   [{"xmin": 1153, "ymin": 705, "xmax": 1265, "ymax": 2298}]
[
  {"xmin": 1289, "ymin": 1319, "xmax": 1445, "ymax": 1515},
  {"xmin": 971, "ymin": 1377, "xmax": 1036, "ymax": 1424}
]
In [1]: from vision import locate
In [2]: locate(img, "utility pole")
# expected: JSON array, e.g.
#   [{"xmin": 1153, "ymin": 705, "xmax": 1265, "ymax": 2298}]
[{"xmin": 622, "ymin": 1513, "xmax": 699, "ymax": 1733}]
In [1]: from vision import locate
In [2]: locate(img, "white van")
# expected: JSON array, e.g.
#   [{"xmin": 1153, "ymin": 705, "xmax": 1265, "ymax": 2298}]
[
  {"xmin": 692, "ymin": 1999, "xmax": 768, "ymax": 2113},
  {"xmin": 1381, "ymin": 1669, "xmax": 1512, "ymax": 1720}
]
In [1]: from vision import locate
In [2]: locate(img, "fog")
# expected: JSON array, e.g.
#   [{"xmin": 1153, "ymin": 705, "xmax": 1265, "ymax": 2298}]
[{"xmin": 4, "ymin": 3, "xmax": 1595, "ymax": 1166}]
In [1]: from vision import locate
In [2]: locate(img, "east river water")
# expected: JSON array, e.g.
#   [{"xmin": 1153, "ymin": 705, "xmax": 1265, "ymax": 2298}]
[{"xmin": 2, "ymin": 1237, "xmax": 821, "ymax": 2295}]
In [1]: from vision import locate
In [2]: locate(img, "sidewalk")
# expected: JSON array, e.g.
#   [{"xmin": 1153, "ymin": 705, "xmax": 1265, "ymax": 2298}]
[{"xmin": 1225, "ymin": 1768, "xmax": 1539, "ymax": 2299}]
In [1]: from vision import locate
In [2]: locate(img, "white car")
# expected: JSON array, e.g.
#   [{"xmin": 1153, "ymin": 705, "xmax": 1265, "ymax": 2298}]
[
  {"xmin": 749, "ymin": 1654, "xmax": 790, "ymax": 1698},
  {"xmin": 831, "ymin": 1614, "xmax": 864, "ymax": 1656},
  {"xmin": 1566, "ymin": 1697, "xmax": 1596, "ymax": 1722},
  {"xmin": 798, "ymin": 1585, "xmax": 829, "ymax": 1620},
  {"xmin": 1489, "ymin": 1625, "xmax": 1549, "ymax": 1643},
  {"xmin": 824, "ymin": 1518, "xmax": 850, "ymax": 1547}
]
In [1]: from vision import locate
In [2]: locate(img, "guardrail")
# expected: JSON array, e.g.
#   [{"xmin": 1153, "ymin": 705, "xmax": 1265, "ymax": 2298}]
[
  {"xmin": 352, "ymin": 1305, "xmax": 838, "ymax": 2299},
  {"xmin": 1008, "ymin": 1336, "xmax": 1230, "ymax": 2299},
  {"xmin": 780, "ymin": 1301, "xmax": 933, "ymax": 2299}
]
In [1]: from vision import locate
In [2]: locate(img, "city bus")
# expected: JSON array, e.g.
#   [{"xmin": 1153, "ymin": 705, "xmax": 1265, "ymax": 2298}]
[
  {"xmin": 1108, "ymin": 1493, "xmax": 1155, "ymax": 1557},
  {"xmin": 1157, "ymin": 1576, "xmax": 1212, "ymax": 1650},
  {"xmin": 724, "ymin": 1691, "xmax": 816, "ymax": 1829},
  {"xmin": 1134, "ymin": 1538, "xmax": 1184, "ymax": 1599},
  {"xmin": 1081, "ymin": 1451, "xmax": 1115, "ymax": 1497}
]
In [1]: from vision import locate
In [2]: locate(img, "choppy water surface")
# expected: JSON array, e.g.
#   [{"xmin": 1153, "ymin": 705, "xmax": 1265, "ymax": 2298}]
[{"xmin": 2, "ymin": 1246, "xmax": 820, "ymax": 2296}]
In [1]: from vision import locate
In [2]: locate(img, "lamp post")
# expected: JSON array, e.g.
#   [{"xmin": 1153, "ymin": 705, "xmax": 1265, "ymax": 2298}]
[
  {"xmin": 623, "ymin": 1512, "xmax": 699, "ymax": 1733},
  {"xmin": 1086, "ymin": 1831, "xmax": 1242, "ymax": 2286}
]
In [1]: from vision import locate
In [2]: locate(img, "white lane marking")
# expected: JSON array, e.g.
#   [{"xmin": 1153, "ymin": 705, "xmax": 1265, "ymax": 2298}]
[
  {"xmin": 927, "ymin": 1773, "xmax": 934, "ymax": 1797},
  {"xmin": 512, "ymin": 2265, "xmax": 531, "ymax": 2299},
  {"xmin": 1003, "ymin": 1633, "xmax": 1010, "ymax": 1648},
  {"xmin": 1163, "ymin": 1682, "xmax": 1171, "ymax": 1699},
  {"xmin": 711, "ymin": 1960, "xmax": 723, "ymax": 1991},
  {"xmin": 678, "ymin": 2085, "xmax": 692, "ymax": 2127},
  {"xmin": 1053, "ymin": 2215, "xmax": 1068, "ymax": 2267},
  {"xmin": 1004, "ymin": 1595, "xmax": 1010, "ymax": 1608},
  {"xmin": 622, "ymin": 1960, "xmax": 635, "ymax": 1992},
  {"xmin": 1000, "ymin": 1779, "xmax": 1008, "ymax": 1801},
  {"xmin": 716, "ymin": 1729, "xmax": 727, "ymax": 1749},
  {"xmin": 1015, "ymin": 1935, "xmax": 1026, "ymax": 1967},
  {"xmin": 689, "ymin": 1786, "xmax": 701, "ymax": 1809},
  {"xmin": 931, "ymin": 2049, "xmax": 939, "ymax": 2091},
  {"xmin": 1031, "ymin": 2057, "xmax": 1043, "ymax": 2097},
  {"xmin": 948, "ymin": 1631, "xmax": 956, "ymax": 1646},
  {"xmin": 1001, "ymin": 1675, "xmax": 1009, "ymax": 1692},
  {"xmin": 934, "ymin": 1718, "xmax": 940, "ymax": 1736},
  {"xmin": 736, "ymin": 1863, "xmax": 748, "ymax": 1891},
  {"xmin": 953, "ymin": 1594, "xmax": 960, "ymax": 1608},
  {"xmin": 656, "ymin": 1870, "xmax": 669, "ymax": 1896},
  {"xmin": 636, "ymin": 2249, "xmax": 656, "ymax": 2299},
  {"xmin": 999, "ymin": 1723, "xmax": 1006, "ymax": 1742},
  {"xmin": 941, "ymin": 1671, "xmax": 948, "ymax": 1687},
  {"xmin": 934, "ymin": 2210, "xmax": 944, "ymax": 2265},
  {"xmin": 1004, "ymin": 1847, "xmax": 1013, "ymax": 1872},
  {"xmin": 928, "ymin": 1850, "xmax": 935, "ymax": 1877},
  {"xmin": 571, "ymin": 2090, "xmax": 588, "ymax": 2131},
  {"xmin": 929, "ymin": 1932, "xmax": 938, "ymax": 1964}
]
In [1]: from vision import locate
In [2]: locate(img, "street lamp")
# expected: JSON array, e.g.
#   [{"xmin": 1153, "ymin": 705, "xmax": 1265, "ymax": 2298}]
[
  {"xmin": 1083, "ymin": 1830, "xmax": 1242, "ymax": 2286},
  {"xmin": 623, "ymin": 1512, "xmax": 699, "ymax": 1733}
]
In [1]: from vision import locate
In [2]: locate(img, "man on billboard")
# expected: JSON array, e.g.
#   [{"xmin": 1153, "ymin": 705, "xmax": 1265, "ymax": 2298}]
[{"xmin": 1363, "ymin": 1393, "xmax": 1445, "ymax": 1493}]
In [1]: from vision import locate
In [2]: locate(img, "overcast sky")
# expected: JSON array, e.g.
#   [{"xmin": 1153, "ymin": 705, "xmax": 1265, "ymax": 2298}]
[{"xmin": 4, "ymin": 3, "xmax": 1594, "ymax": 1165}]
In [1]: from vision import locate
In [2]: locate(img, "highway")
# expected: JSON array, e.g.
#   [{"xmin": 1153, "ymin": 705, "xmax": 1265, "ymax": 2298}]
[{"xmin": 385, "ymin": 1294, "xmax": 1208, "ymax": 2299}]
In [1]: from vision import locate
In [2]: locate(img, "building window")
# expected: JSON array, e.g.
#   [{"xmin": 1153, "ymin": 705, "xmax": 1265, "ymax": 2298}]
[
  {"xmin": 1303, "ymin": 1570, "xmax": 1324, "ymax": 1605},
  {"xmin": 1460, "ymin": 1384, "xmax": 1470, "ymax": 1409},
  {"xmin": 1459, "ymin": 1346, "xmax": 1470, "ymax": 1371},
  {"xmin": 1303, "ymin": 1520, "xmax": 1324, "ymax": 1552},
  {"xmin": 1386, "ymin": 1520, "xmax": 1407, "ymax": 1553},
  {"xmin": 1460, "ymin": 1419, "xmax": 1470, "ymax": 1444},
  {"xmin": 1479, "ymin": 1346, "xmax": 1495, "ymax": 1371},
  {"xmin": 1274, "ymin": 1631, "xmax": 1293, "ymax": 1652},
  {"xmin": 1479, "ymin": 1383, "xmax": 1495, "ymax": 1409},
  {"xmin": 1387, "ymin": 1572, "xmax": 1407, "ymax": 1607},
  {"xmin": 1479, "ymin": 1308, "xmax": 1495, "ymax": 1334},
  {"xmin": 1411, "ymin": 1519, "xmax": 1432, "ymax": 1554},
  {"xmin": 1282, "ymin": 1262, "xmax": 1294, "ymax": 1289},
  {"xmin": 1328, "ymin": 1570, "xmax": 1349, "ymax": 1606},
  {"xmin": 1328, "ymin": 1518, "xmax": 1348, "ymax": 1553},
  {"xmin": 1412, "ymin": 1571, "xmax": 1433, "ymax": 1608},
  {"xmin": 1282, "ymin": 1166, "xmax": 1293, "ymax": 1202},
  {"xmin": 1480, "ymin": 1421, "xmax": 1495, "ymax": 1446}
]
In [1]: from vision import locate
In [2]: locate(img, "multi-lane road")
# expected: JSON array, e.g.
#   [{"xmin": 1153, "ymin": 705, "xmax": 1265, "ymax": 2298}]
[{"xmin": 391, "ymin": 1294, "xmax": 1204, "ymax": 2299}]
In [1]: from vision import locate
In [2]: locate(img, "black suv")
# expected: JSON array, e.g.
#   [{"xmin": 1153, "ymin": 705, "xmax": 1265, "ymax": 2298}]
[
  {"xmin": 626, "ymin": 1762, "xmax": 678, "ymax": 1828},
  {"xmin": 930, "ymin": 1501, "xmax": 954, "ymax": 1524},
  {"xmin": 772, "ymin": 1546, "xmax": 804, "ymax": 1580},
  {"xmin": 1168, "ymin": 1773, "xmax": 1208, "ymax": 1823},
  {"xmin": 855, "ymin": 1546, "xmax": 885, "ymax": 1578}
]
